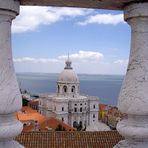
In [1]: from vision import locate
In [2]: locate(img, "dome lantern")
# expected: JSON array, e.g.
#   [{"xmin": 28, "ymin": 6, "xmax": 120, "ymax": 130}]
[{"xmin": 64, "ymin": 54, "xmax": 72, "ymax": 70}]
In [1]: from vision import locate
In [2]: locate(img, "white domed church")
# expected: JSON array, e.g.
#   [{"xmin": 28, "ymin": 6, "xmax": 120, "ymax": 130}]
[{"xmin": 39, "ymin": 57, "xmax": 99, "ymax": 130}]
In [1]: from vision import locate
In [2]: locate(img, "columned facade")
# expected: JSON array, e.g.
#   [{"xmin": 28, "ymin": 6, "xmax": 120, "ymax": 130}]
[
  {"xmin": 39, "ymin": 59, "xmax": 99, "ymax": 130},
  {"xmin": 0, "ymin": 0, "xmax": 23, "ymax": 147},
  {"xmin": 115, "ymin": 3, "xmax": 148, "ymax": 147}
]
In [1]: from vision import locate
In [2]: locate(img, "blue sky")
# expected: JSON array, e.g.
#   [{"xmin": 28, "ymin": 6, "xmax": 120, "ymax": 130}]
[{"xmin": 12, "ymin": 6, "xmax": 131, "ymax": 75}]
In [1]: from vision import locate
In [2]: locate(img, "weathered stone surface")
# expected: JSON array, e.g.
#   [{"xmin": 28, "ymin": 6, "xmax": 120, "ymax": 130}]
[
  {"xmin": 115, "ymin": 2, "xmax": 148, "ymax": 147},
  {"xmin": 0, "ymin": 0, "xmax": 23, "ymax": 147},
  {"xmin": 20, "ymin": 0, "xmax": 146, "ymax": 10},
  {"xmin": 119, "ymin": 2, "xmax": 148, "ymax": 116}
]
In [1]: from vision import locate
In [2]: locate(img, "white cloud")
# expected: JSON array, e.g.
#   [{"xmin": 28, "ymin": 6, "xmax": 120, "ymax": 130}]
[
  {"xmin": 12, "ymin": 6, "xmax": 93, "ymax": 33},
  {"xmin": 59, "ymin": 50, "xmax": 104, "ymax": 61},
  {"xmin": 14, "ymin": 52, "xmax": 129, "ymax": 75},
  {"xmin": 13, "ymin": 50, "xmax": 104, "ymax": 64},
  {"xmin": 78, "ymin": 13, "xmax": 124, "ymax": 26}
]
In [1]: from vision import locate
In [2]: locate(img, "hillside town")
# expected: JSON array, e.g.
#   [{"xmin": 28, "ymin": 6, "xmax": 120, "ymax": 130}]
[{"xmin": 20, "ymin": 97, "xmax": 125, "ymax": 132}]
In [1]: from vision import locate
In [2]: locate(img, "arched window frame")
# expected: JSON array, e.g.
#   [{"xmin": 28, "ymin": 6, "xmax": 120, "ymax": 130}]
[
  {"xmin": 57, "ymin": 85, "xmax": 60, "ymax": 93},
  {"xmin": 71, "ymin": 85, "xmax": 75, "ymax": 93},
  {"xmin": 63, "ymin": 85, "xmax": 67, "ymax": 93}
]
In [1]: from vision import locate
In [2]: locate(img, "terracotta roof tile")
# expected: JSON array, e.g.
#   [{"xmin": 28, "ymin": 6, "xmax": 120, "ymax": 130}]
[
  {"xmin": 99, "ymin": 104, "xmax": 108, "ymax": 111},
  {"xmin": 21, "ymin": 106, "xmax": 38, "ymax": 113},
  {"xmin": 23, "ymin": 123, "xmax": 35, "ymax": 132},
  {"xmin": 40, "ymin": 117, "xmax": 76, "ymax": 131},
  {"xmin": 17, "ymin": 107, "xmax": 75, "ymax": 132},
  {"xmin": 17, "ymin": 112, "xmax": 48, "ymax": 124},
  {"xmin": 15, "ymin": 131, "xmax": 123, "ymax": 148}
]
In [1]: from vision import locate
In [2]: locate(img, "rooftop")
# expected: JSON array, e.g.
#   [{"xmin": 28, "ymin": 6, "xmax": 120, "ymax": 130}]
[
  {"xmin": 15, "ymin": 131, "xmax": 123, "ymax": 148},
  {"xmin": 17, "ymin": 107, "xmax": 75, "ymax": 132},
  {"xmin": 39, "ymin": 117, "xmax": 76, "ymax": 131}
]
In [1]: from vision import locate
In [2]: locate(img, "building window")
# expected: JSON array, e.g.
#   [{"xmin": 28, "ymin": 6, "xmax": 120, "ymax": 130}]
[
  {"xmin": 62, "ymin": 117, "xmax": 64, "ymax": 122},
  {"xmin": 63, "ymin": 85, "xmax": 67, "ymax": 93},
  {"xmin": 80, "ymin": 103, "xmax": 82, "ymax": 106},
  {"xmin": 62, "ymin": 107, "xmax": 64, "ymax": 111},
  {"xmin": 75, "ymin": 104, "xmax": 77, "ymax": 106},
  {"xmin": 80, "ymin": 107, "xmax": 82, "ymax": 112},
  {"xmin": 54, "ymin": 106, "xmax": 56, "ymax": 111},
  {"xmin": 74, "ymin": 108, "xmax": 77, "ymax": 112},
  {"xmin": 93, "ymin": 114, "xmax": 95, "ymax": 118},
  {"xmin": 58, "ymin": 85, "xmax": 60, "ymax": 93},
  {"xmin": 71, "ymin": 86, "xmax": 75, "ymax": 93},
  {"xmin": 73, "ymin": 121, "xmax": 78, "ymax": 128},
  {"xmin": 93, "ymin": 104, "xmax": 95, "ymax": 109}
]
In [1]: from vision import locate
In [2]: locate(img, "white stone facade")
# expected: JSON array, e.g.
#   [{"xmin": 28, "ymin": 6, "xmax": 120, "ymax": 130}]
[{"xmin": 39, "ymin": 59, "xmax": 99, "ymax": 129}]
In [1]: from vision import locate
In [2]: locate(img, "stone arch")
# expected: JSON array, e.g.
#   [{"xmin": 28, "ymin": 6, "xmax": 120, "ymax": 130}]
[
  {"xmin": 63, "ymin": 85, "xmax": 67, "ymax": 93},
  {"xmin": 71, "ymin": 85, "xmax": 75, "ymax": 93},
  {"xmin": 57, "ymin": 85, "xmax": 60, "ymax": 93}
]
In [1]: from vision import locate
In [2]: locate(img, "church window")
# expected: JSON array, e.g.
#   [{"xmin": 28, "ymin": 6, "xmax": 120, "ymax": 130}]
[
  {"xmin": 62, "ymin": 107, "xmax": 64, "ymax": 111},
  {"xmin": 74, "ymin": 108, "xmax": 77, "ymax": 112},
  {"xmin": 63, "ymin": 85, "xmax": 67, "ymax": 93},
  {"xmin": 62, "ymin": 117, "xmax": 64, "ymax": 121},
  {"xmin": 93, "ymin": 104, "xmax": 95, "ymax": 109},
  {"xmin": 71, "ymin": 86, "xmax": 75, "ymax": 93},
  {"xmin": 80, "ymin": 107, "xmax": 82, "ymax": 112},
  {"xmin": 93, "ymin": 114, "xmax": 95, "ymax": 118},
  {"xmin": 58, "ymin": 85, "xmax": 60, "ymax": 93}
]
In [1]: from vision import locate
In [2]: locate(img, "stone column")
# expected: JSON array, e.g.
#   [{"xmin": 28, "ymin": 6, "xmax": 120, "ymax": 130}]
[
  {"xmin": 0, "ymin": 0, "xmax": 23, "ymax": 148},
  {"xmin": 115, "ymin": 3, "xmax": 148, "ymax": 148}
]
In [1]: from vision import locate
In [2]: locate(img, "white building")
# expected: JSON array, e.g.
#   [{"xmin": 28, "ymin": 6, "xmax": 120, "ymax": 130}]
[{"xmin": 39, "ymin": 58, "xmax": 99, "ymax": 129}]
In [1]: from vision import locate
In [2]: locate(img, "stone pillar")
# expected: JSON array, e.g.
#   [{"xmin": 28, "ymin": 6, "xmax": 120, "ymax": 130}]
[
  {"xmin": 115, "ymin": 3, "xmax": 148, "ymax": 148},
  {"xmin": 0, "ymin": 0, "xmax": 23, "ymax": 148}
]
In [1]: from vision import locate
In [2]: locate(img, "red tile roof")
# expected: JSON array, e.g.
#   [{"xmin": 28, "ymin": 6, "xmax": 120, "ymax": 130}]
[
  {"xmin": 99, "ymin": 104, "xmax": 108, "ymax": 111},
  {"xmin": 17, "ymin": 112, "xmax": 48, "ymax": 124},
  {"xmin": 15, "ymin": 131, "xmax": 123, "ymax": 148},
  {"xmin": 23, "ymin": 123, "xmax": 35, "ymax": 132},
  {"xmin": 21, "ymin": 106, "xmax": 38, "ymax": 113},
  {"xmin": 39, "ymin": 117, "xmax": 76, "ymax": 131},
  {"xmin": 17, "ymin": 107, "xmax": 75, "ymax": 132}
]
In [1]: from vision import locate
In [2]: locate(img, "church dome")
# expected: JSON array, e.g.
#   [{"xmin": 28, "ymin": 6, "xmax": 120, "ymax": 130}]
[
  {"xmin": 57, "ymin": 57, "xmax": 79, "ymax": 83},
  {"xmin": 58, "ymin": 69, "xmax": 79, "ymax": 82}
]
